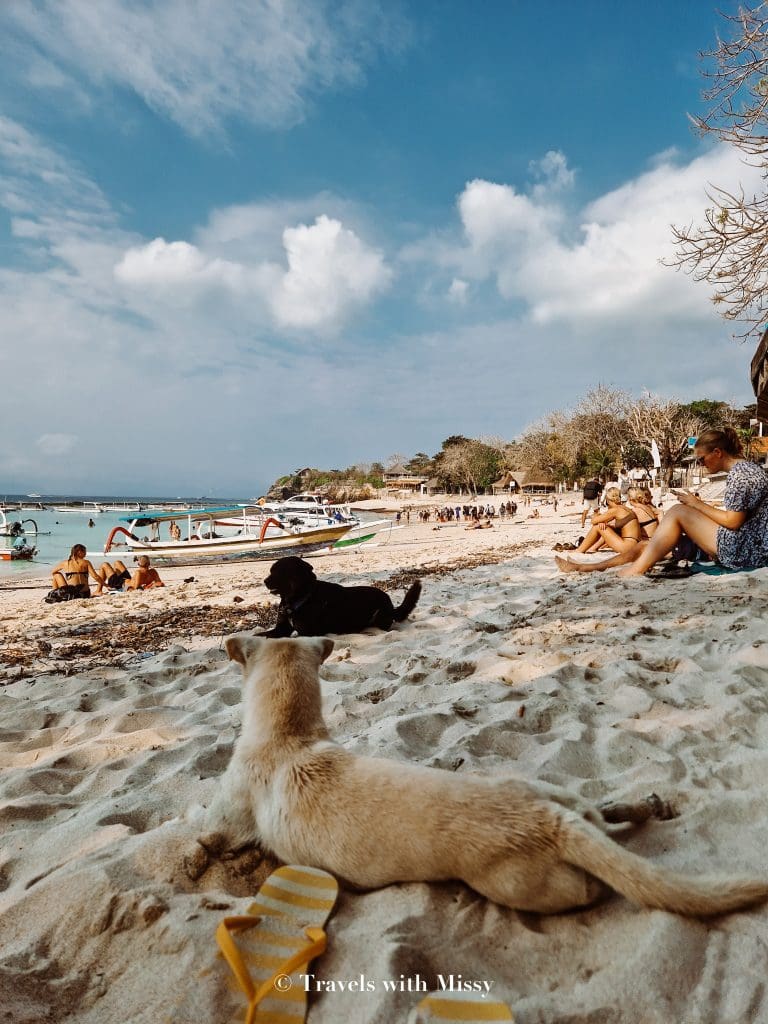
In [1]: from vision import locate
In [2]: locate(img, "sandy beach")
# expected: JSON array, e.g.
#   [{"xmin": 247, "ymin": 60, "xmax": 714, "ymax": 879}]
[{"xmin": 1, "ymin": 500, "xmax": 767, "ymax": 1023}]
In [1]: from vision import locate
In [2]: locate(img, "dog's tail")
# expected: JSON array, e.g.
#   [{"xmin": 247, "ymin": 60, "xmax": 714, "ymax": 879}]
[
  {"xmin": 393, "ymin": 581, "xmax": 422, "ymax": 622},
  {"xmin": 561, "ymin": 817, "xmax": 768, "ymax": 915}
]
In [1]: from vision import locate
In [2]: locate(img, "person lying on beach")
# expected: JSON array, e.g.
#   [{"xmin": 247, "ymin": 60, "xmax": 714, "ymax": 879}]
[
  {"xmin": 618, "ymin": 427, "xmax": 768, "ymax": 577},
  {"xmin": 50, "ymin": 544, "xmax": 103, "ymax": 599},
  {"xmin": 465, "ymin": 518, "xmax": 493, "ymax": 530},
  {"xmin": 95, "ymin": 555, "xmax": 164, "ymax": 593},
  {"xmin": 94, "ymin": 559, "xmax": 133, "ymax": 593}
]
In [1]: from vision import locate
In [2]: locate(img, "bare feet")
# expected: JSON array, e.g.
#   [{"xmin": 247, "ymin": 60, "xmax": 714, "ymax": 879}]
[
  {"xmin": 617, "ymin": 564, "xmax": 645, "ymax": 577},
  {"xmin": 555, "ymin": 555, "xmax": 579, "ymax": 573}
]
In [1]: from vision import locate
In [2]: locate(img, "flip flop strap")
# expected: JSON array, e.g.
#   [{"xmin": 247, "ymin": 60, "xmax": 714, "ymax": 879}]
[{"xmin": 216, "ymin": 916, "xmax": 327, "ymax": 1020}]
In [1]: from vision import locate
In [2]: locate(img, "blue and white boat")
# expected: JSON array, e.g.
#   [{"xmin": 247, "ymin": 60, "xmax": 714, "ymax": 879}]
[{"xmin": 98, "ymin": 504, "xmax": 352, "ymax": 563}]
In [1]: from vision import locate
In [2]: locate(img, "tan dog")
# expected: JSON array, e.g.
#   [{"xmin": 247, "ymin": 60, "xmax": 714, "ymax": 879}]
[{"xmin": 197, "ymin": 635, "xmax": 768, "ymax": 916}]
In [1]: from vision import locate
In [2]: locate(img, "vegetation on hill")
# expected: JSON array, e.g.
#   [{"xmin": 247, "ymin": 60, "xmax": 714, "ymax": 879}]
[{"xmin": 267, "ymin": 388, "xmax": 759, "ymax": 498}]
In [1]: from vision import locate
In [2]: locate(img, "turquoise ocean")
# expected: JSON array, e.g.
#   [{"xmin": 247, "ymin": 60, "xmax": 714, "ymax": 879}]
[{"xmin": 0, "ymin": 494, "xmax": 248, "ymax": 581}]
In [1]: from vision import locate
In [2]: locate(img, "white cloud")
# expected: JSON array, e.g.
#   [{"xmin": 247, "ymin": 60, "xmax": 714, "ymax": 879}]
[
  {"xmin": 113, "ymin": 215, "xmax": 391, "ymax": 331},
  {"xmin": 529, "ymin": 149, "xmax": 575, "ymax": 197},
  {"xmin": 115, "ymin": 238, "xmax": 246, "ymax": 290},
  {"xmin": 272, "ymin": 215, "xmax": 391, "ymax": 329},
  {"xmin": 447, "ymin": 145, "xmax": 765, "ymax": 327},
  {"xmin": 36, "ymin": 433, "xmax": 77, "ymax": 456},
  {"xmin": 2, "ymin": 0, "xmax": 408, "ymax": 136},
  {"xmin": 448, "ymin": 278, "xmax": 468, "ymax": 304}
]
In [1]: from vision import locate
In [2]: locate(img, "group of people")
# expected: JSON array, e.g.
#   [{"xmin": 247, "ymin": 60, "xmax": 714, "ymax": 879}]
[
  {"xmin": 559, "ymin": 428, "xmax": 768, "ymax": 575},
  {"xmin": 48, "ymin": 545, "xmax": 164, "ymax": 600}
]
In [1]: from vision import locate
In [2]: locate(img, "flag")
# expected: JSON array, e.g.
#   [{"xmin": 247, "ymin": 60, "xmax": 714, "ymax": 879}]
[{"xmin": 651, "ymin": 439, "xmax": 662, "ymax": 468}]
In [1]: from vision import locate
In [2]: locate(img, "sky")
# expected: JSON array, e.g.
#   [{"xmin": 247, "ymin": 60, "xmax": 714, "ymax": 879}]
[{"xmin": 0, "ymin": 0, "xmax": 761, "ymax": 497}]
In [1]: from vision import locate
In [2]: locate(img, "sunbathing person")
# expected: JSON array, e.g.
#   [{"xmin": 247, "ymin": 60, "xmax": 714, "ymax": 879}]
[
  {"xmin": 50, "ymin": 544, "xmax": 103, "ymax": 598},
  {"xmin": 619, "ymin": 427, "xmax": 768, "ymax": 577},
  {"xmin": 627, "ymin": 486, "xmax": 662, "ymax": 539},
  {"xmin": 465, "ymin": 518, "xmax": 493, "ymax": 530},
  {"xmin": 574, "ymin": 487, "xmax": 640, "ymax": 555},
  {"xmin": 94, "ymin": 559, "xmax": 132, "ymax": 593},
  {"xmin": 128, "ymin": 555, "xmax": 165, "ymax": 589},
  {"xmin": 96, "ymin": 555, "xmax": 164, "ymax": 593}
]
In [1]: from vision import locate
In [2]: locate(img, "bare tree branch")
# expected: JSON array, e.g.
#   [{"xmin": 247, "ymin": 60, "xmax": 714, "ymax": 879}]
[{"xmin": 669, "ymin": 3, "xmax": 768, "ymax": 339}]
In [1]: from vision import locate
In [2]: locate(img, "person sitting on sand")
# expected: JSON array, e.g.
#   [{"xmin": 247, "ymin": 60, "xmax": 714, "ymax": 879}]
[
  {"xmin": 50, "ymin": 544, "xmax": 103, "ymax": 598},
  {"xmin": 627, "ymin": 486, "xmax": 663, "ymax": 539},
  {"xmin": 575, "ymin": 487, "xmax": 640, "ymax": 555},
  {"xmin": 618, "ymin": 427, "xmax": 768, "ymax": 577}
]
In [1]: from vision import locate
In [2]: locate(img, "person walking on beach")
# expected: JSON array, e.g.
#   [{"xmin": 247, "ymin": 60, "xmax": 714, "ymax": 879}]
[
  {"xmin": 49, "ymin": 544, "xmax": 103, "ymax": 599},
  {"xmin": 581, "ymin": 477, "xmax": 603, "ymax": 529},
  {"xmin": 619, "ymin": 427, "xmax": 768, "ymax": 577}
]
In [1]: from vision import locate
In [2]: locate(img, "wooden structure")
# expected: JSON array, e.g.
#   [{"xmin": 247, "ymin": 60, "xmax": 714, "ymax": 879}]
[{"xmin": 751, "ymin": 329, "xmax": 768, "ymax": 422}]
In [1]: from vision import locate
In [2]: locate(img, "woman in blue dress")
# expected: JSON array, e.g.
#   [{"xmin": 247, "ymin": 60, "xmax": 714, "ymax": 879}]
[{"xmin": 619, "ymin": 427, "xmax": 768, "ymax": 576}]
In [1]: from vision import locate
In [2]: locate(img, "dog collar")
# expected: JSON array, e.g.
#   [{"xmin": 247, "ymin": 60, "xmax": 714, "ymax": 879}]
[{"xmin": 288, "ymin": 592, "xmax": 312, "ymax": 613}]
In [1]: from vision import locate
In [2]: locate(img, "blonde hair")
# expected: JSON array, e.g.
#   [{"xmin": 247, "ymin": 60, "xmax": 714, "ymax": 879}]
[
  {"xmin": 137, "ymin": 555, "xmax": 150, "ymax": 568},
  {"xmin": 605, "ymin": 486, "xmax": 622, "ymax": 504}
]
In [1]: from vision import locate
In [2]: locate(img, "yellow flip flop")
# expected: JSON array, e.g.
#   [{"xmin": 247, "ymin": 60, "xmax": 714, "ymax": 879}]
[
  {"xmin": 411, "ymin": 990, "xmax": 514, "ymax": 1023},
  {"xmin": 216, "ymin": 864, "xmax": 338, "ymax": 1024}
]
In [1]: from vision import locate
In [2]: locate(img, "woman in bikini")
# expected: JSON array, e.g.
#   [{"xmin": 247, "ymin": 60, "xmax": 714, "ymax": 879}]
[
  {"xmin": 555, "ymin": 487, "xmax": 642, "ymax": 573},
  {"xmin": 574, "ymin": 486, "xmax": 640, "ymax": 554},
  {"xmin": 627, "ymin": 486, "xmax": 662, "ymax": 539},
  {"xmin": 50, "ymin": 544, "xmax": 103, "ymax": 598}
]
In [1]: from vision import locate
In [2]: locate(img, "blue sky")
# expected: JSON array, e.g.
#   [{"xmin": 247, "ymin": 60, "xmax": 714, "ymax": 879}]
[{"xmin": 0, "ymin": 0, "xmax": 758, "ymax": 497}]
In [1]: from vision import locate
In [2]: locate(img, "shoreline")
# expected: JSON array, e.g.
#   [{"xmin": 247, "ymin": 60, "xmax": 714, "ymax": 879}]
[{"xmin": 1, "ymin": 501, "xmax": 767, "ymax": 1022}]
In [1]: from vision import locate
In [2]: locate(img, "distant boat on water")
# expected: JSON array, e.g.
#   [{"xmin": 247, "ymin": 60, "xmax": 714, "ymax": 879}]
[{"xmin": 53, "ymin": 501, "xmax": 105, "ymax": 514}]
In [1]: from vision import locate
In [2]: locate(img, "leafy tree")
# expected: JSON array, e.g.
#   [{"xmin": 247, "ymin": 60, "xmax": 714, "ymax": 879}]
[{"xmin": 405, "ymin": 452, "xmax": 434, "ymax": 474}]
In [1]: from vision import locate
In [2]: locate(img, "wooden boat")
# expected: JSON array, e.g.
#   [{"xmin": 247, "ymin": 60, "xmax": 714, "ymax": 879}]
[{"xmin": 97, "ymin": 505, "xmax": 352, "ymax": 563}]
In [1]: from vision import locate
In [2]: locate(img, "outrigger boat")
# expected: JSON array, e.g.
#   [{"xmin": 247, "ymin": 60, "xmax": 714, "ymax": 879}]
[
  {"xmin": 98, "ymin": 504, "xmax": 353, "ymax": 563},
  {"xmin": 0, "ymin": 510, "xmax": 38, "ymax": 560},
  {"xmin": 246, "ymin": 493, "xmax": 394, "ymax": 549}
]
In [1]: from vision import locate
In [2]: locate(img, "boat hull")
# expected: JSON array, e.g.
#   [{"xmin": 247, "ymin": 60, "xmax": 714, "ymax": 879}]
[{"xmin": 98, "ymin": 523, "xmax": 351, "ymax": 563}]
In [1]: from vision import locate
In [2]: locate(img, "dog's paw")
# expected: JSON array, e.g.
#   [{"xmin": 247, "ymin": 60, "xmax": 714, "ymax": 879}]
[
  {"xmin": 183, "ymin": 843, "xmax": 210, "ymax": 881},
  {"xmin": 197, "ymin": 831, "xmax": 230, "ymax": 856}
]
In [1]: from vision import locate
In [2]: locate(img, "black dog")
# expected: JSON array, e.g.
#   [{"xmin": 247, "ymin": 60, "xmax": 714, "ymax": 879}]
[{"xmin": 262, "ymin": 556, "xmax": 421, "ymax": 637}]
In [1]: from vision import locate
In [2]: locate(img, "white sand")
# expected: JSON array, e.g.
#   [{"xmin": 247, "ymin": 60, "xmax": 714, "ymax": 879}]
[{"xmin": 1, "ymin": 502, "xmax": 767, "ymax": 1023}]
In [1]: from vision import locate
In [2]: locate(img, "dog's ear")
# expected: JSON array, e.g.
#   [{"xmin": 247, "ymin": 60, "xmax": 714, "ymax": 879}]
[
  {"xmin": 225, "ymin": 634, "xmax": 264, "ymax": 667},
  {"xmin": 225, "ymin": 636, "xmax": 247, "ymax": 666},
  {"xmin": 298, "ymin": 559, "xmax": 315, "ymax": 579},
  {"xmin": 309, "ymin": 636, "xmax": 334, "ymax": 663}
]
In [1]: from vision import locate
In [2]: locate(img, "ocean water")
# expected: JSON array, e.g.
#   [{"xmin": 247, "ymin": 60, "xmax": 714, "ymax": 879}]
[{"xmin": 0, "ymin": 494, "xmax": 246, "ymax": 581}]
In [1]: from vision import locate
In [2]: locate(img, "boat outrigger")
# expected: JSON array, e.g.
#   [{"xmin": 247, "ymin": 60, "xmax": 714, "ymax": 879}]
[
  {"xmin": 99, "ymin": 505, "xmax": 353, "ymax": 563},
  {"xmin": 0, "ymin": 510, "xmax": 38, "ymax": 560}
]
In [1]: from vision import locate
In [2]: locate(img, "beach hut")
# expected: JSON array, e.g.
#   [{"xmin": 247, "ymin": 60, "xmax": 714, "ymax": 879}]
[
  {"xmin": 492, "ymin": 472, "xmax": 523, "ymax": 495},
  {"xmin": 382, "ymin": 465, "xmax": 428, "ymax": 494}
]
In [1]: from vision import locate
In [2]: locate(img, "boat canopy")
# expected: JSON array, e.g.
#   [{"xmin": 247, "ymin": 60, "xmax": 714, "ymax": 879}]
[{"xmin": 123, "ymin": 504, "xmax": 251, "ymax": 527}]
